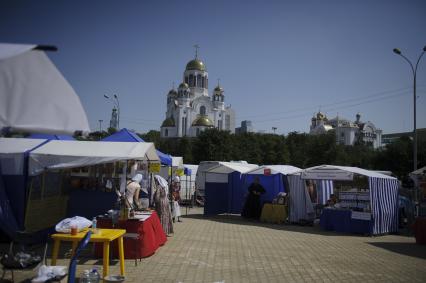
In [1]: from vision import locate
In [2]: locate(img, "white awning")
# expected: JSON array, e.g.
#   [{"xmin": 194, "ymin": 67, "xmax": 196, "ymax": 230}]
[
  {"xmin": 0, "ymin": 43, "xmax": 90, "ymax": 135},
  {"xmin": 298, "ymin": 164, "xmax": 397, "ymax": 180},
  {"xmin": 0, "ymin": 137, "xmax": 47, "ymax": 175},
  {"xmin": 245, "ymin": 165, "xmax": 301, "ymax": 175},
  {"xmin": 172, "ymin": 156, "xmax": 184, "ymax": 168},
  {"xmin": 28, "ymin": 140, "xmax": 159, "ymax": 175},
  {"xmin": 0, "ymin": 137, "xmax": 47, "ymax": 154},
  {"xmin": 206, "ymin": 162, "xmax": 258, "ymax": 175}
]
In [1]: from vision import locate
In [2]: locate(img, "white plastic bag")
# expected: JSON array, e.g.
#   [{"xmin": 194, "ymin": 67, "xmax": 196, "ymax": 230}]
[{"xmin": 55, "ymin": 216, "xmax": 92, "ymax": 233}]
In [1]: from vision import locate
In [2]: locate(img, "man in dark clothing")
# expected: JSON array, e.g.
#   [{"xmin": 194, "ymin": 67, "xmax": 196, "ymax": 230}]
[{"xmin": 241, "ymin": 177, "xmax": 266, "ymax": 219}]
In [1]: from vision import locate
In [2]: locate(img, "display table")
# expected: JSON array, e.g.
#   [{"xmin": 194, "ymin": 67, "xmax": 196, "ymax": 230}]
[
  {"xmin": 260, "ymin": 204, "xmax": 287, "ymax": 224},
  {"xmin": 51, "ymin": 228, "xmax": 126, "ymax": 278},
  {"xmin": 412, "ymin": 217, "xmax": 426, "ymax": 245},
  {"xmin": 320, "ymin": 208, "xmax": 372, "ymax": 235},
  {"xmin": 96, "ymin": 211, "xmax": 167, "ymax": 259}
]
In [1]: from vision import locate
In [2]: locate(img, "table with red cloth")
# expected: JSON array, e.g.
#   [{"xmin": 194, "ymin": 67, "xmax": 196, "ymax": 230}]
[
  {"xmin": 413, "ymin": 217, "xmax": 426, "ymax": 245},
  {"xmin": 95, "ymin": 211, "xmax": 167, "ymax": 259}
]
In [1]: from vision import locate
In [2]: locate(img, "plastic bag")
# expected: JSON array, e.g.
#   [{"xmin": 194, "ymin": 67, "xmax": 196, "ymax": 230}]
[{"xmin": 55, "ymin": 216, "xmax": 92, "ymax": 233}]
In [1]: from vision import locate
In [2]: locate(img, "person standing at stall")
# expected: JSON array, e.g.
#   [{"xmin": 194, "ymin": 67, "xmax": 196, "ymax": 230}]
[
  {"xmin": 125, "ymin": 174, "xmax": 142, "ymax": 209},
  {"xmin": 242, "ymin": 177, "xmax": 266, "ymax": 219},
  {"xmin": 171, "ymin": 176, "xmax": 182, "ymax": 223},
  {"xmin": 153, "ymin": 175, "xmax": 174, "ymax": 236}
]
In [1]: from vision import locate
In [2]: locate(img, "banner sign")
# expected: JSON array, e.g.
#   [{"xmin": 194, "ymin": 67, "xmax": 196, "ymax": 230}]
[
  {"xmin": 148, "ymin": 163, "xmax": 161, "ymax": 173},
  {"xmin": 301, "ymin": 169, "xmax": 353, "ymax": 181},
  {"xmin": 176, "ymin": 169, "xmax": 184, "ymax": 176}
]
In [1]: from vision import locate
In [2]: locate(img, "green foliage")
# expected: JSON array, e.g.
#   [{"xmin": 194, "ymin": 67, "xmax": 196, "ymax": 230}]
[{"xmin": 97, "ymin": 128, "xmax": 425, "ymax": 179}]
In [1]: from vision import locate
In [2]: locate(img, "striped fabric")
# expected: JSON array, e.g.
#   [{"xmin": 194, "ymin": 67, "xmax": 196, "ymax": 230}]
[
  {"xmin": 288, "ymin": 175, "xmax": 314, "ymax": 223},
  {"xmin": 316, "ymin": 180, "xmax": 333, "ymax": 205},
  {"xmin": 369, "ymin": 177, "xmax": 399, "ymax": 235}
]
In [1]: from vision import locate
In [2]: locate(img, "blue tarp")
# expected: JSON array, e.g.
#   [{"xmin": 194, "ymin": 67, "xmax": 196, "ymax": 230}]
[
  {"xmin": 0, "ymin": 166, "xmax": 19, "ymax": 237},
  {"xmin": 241, "ymin": 173, "xmax": 286, "ymax": 206},
  {"xmin": 101, "ymin": 128, "xmax": 172, "ymax": 165},
  {"xmin": 204, "ymin": 171, "xmax": 245, "ymax": 215}
]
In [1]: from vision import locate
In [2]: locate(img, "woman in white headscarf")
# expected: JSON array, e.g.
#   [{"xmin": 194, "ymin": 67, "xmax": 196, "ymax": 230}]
[
  {"xmin": 125, "ymin": 174, "xmax": 142, "ymax": 209},
  {"xmin": 171, "ymin": 176, "xmax": 182, "ymax": 222},
  {"xmin": 153, "ymin": 175, "xmax": 174, "ymax": 235}
]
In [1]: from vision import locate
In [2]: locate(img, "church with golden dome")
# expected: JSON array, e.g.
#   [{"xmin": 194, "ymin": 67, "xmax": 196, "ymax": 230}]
[
  {"xmin": 310, "ymin": 111, "xmax": 382, "ymax": 148},
  {"xmin": 160, "ymin": 51, "xmax": 235, "ymax": 138}
]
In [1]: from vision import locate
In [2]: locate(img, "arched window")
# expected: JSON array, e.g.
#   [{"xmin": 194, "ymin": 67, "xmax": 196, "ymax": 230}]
[
  {"xmin": 189, "ymin": 74, "xmax": 194, "ymax": 87},
  {"xmin": 201, "ymin": 77, "xmax": 205, "ymax": 88},
  {"xmin": 165, "ymin": 129, "xmax": 168, "ymax": 137},
  {"xmin": 197, "ymin": 74, "xmax": 202, "ymax": 87},
  {"xmin": 200, "ymin": 106, "xmax": 206, "ymax": 115}
]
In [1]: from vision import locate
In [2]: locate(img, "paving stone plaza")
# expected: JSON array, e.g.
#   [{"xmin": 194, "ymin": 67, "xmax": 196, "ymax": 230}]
[{"xmin": 3, "ymin": 207, "xmax": 426, "ymax": 283}]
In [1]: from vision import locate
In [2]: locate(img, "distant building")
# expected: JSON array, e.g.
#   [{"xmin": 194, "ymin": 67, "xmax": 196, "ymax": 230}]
[
  {"xmin": 160, "ymin": 51, "xmax": 236, "ymax": 138},
  {"xmin": 382, "ymin": 128, "xmax": 426, "ymax": 146},
  {"xmin": 109, "ymin": 107, "xmax": 118, "ymax": 130},
  {"xmin": 310, "ymin": 112, "xmax": 382, "ymax": 148},
  {"xmin": 235, "ymin": 120, "xmax": 255, "ymax": 134}
]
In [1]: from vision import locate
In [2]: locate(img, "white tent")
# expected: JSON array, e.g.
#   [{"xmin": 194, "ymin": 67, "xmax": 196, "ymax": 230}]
[
  {"xmin": 0, "ymin": 137, "xmax": 47, "ymax": 174},
  {"xmin": 245, "ymin": 165, "xmax": 301, "ymax": 175},
  {"xmin": 289, "ymin": 164, "xmax": 399, "ymax": 235},
  {"xmin": 204, "ymin": 162, "xmax": 258, "ymax": 215},
  {"xmin": 172, "ymin": 156, "xmax": 184, "ymax": 168},
  {"xmin": 28, "ymin": 140, "xmax": 159, "ymax": 176},
  {"xmin": 0, "ymin": 43, "xmax": 90, "ymax": 135},
  {"xmin": 206, "ymin": 162, "xmax": 258, "ymax": 180},
  {"xmin": 410, "ymin": 166, "xmax": 426, "ymax": 176}
]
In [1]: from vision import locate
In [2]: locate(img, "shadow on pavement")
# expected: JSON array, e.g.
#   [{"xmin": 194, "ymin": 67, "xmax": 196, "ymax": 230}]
[{"xmin": 368, "ymin": 242, "xmax": 426, "ymax": 260}]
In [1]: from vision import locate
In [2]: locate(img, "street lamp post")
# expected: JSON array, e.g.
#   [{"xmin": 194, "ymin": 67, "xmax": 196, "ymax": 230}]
[
  {"xmin": 104, "ymin": 94, "xmax": 120, "ymax": 130},
  {"xmin": 393, "ymin": 46, "xmax": 426, "ymax": 171}
]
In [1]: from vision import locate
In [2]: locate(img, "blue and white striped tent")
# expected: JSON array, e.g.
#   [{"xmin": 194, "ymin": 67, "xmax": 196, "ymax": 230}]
[{"xmin": 290, "ymin": 165, "xmax": 399, "ymax": 235}]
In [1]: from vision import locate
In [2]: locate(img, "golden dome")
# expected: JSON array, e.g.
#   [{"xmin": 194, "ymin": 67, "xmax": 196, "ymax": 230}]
[
  {"xmin": 214, "ymin": 85, "xmax": 223, "ymax": 92},
  {"xmin": 192, "ymin": 115, "xmax": 214, "ymax": 127},
  {"xmin": 316, "ymin": 112, "xmax": 326, "ymax": 120},
  {"xmin": 161, "ymin": 117, "xmax": 175, "ymax": 127},
  {"xmin": 186, "ymin": 59, "xmax": 206, "ymax": 71},
  {"xmin": 179, "ymin": 82, "xmax": 189, "ymax": 89}
]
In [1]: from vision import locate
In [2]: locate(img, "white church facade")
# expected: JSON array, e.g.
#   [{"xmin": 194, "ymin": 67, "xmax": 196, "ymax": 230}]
[
  {"xmin": 160, "ymin": 53, "xmax": 235, "ymax": 138},
  {"xmin": 310, "ymin": 112, "xmax": 382, "ymax": 148}
]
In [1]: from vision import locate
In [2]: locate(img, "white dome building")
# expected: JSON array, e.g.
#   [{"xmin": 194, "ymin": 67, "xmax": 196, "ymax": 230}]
[
  {"xmin": 161, "ymin": 54, "xmax": 235, "ymax": 138},
  {"xmin": 310, "ymin": 112, "xmax": 382, "ymax": 148}
]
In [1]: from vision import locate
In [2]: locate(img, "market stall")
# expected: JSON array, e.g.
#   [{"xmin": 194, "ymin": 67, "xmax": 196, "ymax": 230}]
[
  {"xmin": 0, "ymin": 138, "xmax": 48, "ymax": 235},
  {"xmin": 291, "ymin": 165, "xmax": 399, "ymax": 235},
  {"xmin": 23, "ymin": 140, "xmax": 160, "ymax": 232},
  {"xmin": 243, "ymin": 165, "xmax": 301, "ymax": 223},
  {"xmin": 95, "ymin": 211, "xmax": 167, "ymax": 259},
  {"xmin": 203, "ymin": 162, "xmax": 258, "ymax": 215}
]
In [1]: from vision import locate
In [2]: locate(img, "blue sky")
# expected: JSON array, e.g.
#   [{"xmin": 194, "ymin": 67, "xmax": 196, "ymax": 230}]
[{"xmin": 1, "ymin": 0, "xmax": 425, "ymax": 135}]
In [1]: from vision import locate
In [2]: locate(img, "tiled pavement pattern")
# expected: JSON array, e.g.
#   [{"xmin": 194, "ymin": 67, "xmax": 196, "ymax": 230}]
[{"xmin": 3, "ymin": 207, "xmax": 426, "ymax": 283}]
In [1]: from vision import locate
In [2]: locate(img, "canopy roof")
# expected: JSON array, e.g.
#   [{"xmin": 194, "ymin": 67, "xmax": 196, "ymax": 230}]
[
  {"xmin": 245, "ymin": 165, "xmax": 301, "ymax": 175},
  {"xmin": 410, "ymin": 166, "xmax": 426, "ymax": 176},
  {"xmin": 207, "ymin": 162, "xmax": 258, "ymax": 174},
  {"xmin": 28, "ymin": 140, "xmax": 159, "ymax": 175},
  {"xmin": 101, "ymin": 128, "xmax": 173, "ymax": 165},
  {"xmin": 298, "ymin": 164, "xmax": 397, "ymax": 180},
  {"xmin": 0, "ymin": 43, "xmax": 90, "ymax": 135},
  {"xmin": 0, "ymin": 138, "xmax": 47, "ymax": 154},
  {"xmin": 28, "ymin": 133, "xmax": 75, "ymax": 140},
  {"xmin": 172, "ymin": 156, "xmax": 183, "ymax": 168}
]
